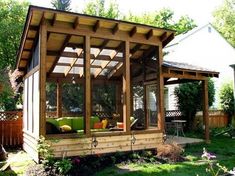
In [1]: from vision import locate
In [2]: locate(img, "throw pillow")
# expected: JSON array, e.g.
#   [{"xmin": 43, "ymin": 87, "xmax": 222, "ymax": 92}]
[
  {"xmin": 60, "ymin": 125, "xmax": 72, "ymax": 132},
  {"xmin": 94, "ymin": 122, "xmax": 103, "ymax": 129}
]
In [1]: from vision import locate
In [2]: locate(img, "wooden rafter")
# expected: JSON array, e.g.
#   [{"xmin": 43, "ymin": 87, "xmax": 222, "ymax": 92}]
[
  {"xmin": 64, "ymin": 48, "xmax": 83, "ymax": 77},
  {"xmin": 93, "ymin": 43, "xmax": 123, "ymax": 77},
  {"xmin": 73, "ymin": 17, "xmax": 79, "ymax": 29},
  {"xmin": 130, "ymin": 26, "xmax": 137, "ymax": 37},
  {"xmin": 90, "ymin": 39, "xmax": 109, "ymax": 65},
  {"xmin": 130, "ymin": 44, "xmax": 141, "ymax": 56},
  {"xmin": 162, "ymin": 33, "xmax": 174, "ymax": 47},
  {"xmin": 107, "ymin": 62, "xmax": 123, "ymax": 79},
  {"xmin": 57, "ymin": 62, "xmax": 113, "ymax": 69},
  {"xmin": 146, "ymin": 29, "xmax": 153, "ymax": 40},
  {"xmin": 159, "ymin": 32, "xmax": 167, "ymax": 42},
  {"xmin": 112, "ymin": 23, "xmax": 119, "ymax": 35},
  {"xmin": 47, "ymin": 50, "xmax": 123, "ymax": 62},
  {"xmin": 52, "ymin": 13, "xmax": 57, "ymax": 26},
  {"xmin": 48, "ymin": 35, "xmax": 72, "ymax": 75},
  {"xmin": 93, "ymin": 20, "xmax": 101, "ymax": 32}
]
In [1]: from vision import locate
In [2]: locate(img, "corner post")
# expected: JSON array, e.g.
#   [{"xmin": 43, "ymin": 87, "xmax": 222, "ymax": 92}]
[
  {"xmin": 56, "ymin": 81, "xmax": 62, "ymax": 117},
  {"xmin": 84, "ymin": 35, "xmax": 91, "ymax": 136},
  {"xmin": 39, "ymin": 19, "xmax": 47, "ymax": 136},
  {"xmin": 157, "ymin": 44, "xmax": 165, "ymax": 133},
  {"xmin": 202, "ymin": 79, "xmax": 210, "ymax": 143},
  {"xmin": 123, "ymin": 41, "xmax": 131, "ymax": 133}
]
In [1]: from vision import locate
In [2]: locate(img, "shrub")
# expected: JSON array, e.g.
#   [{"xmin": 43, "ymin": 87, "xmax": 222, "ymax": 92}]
[
  {"xmin": 174, "ymin": 79, "xmax": 215, "ymax": 129},
  {"xmin": 219, "ymin": 81, "xmax": 234, "ymax": 124}
]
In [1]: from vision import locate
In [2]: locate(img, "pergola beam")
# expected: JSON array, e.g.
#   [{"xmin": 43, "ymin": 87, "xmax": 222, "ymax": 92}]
[
  {"xmin": 64, "ymin": 48, "xmax": 83, "ymax": 77},
  {"xmin": 93, "ymin": 43, "xmax": 123, "ymax": 77},
  {"xmin": 107, "ymin": 62, "xmax": 123, "ymax": 79},
  {"xmin": 48, "ymin": 35, "xmax": 72, "ymax": 75}
]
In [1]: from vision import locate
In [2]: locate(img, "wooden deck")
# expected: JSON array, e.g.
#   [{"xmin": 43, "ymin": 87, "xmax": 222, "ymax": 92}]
[{"xmin": 165, "ymin": 136, "xmax": 204, "ymax": 146}]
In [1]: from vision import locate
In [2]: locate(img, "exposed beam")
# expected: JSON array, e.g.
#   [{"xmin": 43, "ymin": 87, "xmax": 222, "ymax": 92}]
[
  {"xmin": 73, "ymin": 17, "xmax": 79, "ymax": 29},
  {"xmin": 57, "ymin": 62, "xmax": 113, "ymax": 69},
  {"xmin": 146, "ymin": 29, "xmax": 153, "ymax": 40},
  {"xmin": 162, "ymin": 33, "xmax": 174, "ymax": 47},
  {"xmin": 29, "ymin": 25, "xmax": 39, "ymax": 31},
  {"xmin": 93, "ymin": 43, "xmax": 123, "ymax": 77},
  {"xmin": 47, "ymin": 22, "xmax": 162, "ymax": 46},
  {"xmin": 160, "ymin": 32, "xmax": 167, "ymax": 42},
  {"xmin": 129, "ymin": 26, "xmax": 137, "ymax": 37},
  {"xmin": 52, "ymin": 13, "xmax": 57, "ymax": 26},
  {"xmin": 93, "ymin": 20, "xmax": 101, "ymax": 32},
  {"xmin": 112, "ymin": 23, "xmax": 119, "ymax": 35},
  {"xmin": 47, "ymin": 50, "xmax": 124, "ymax": 62},
  {"xmin": 48, "ymin": 35, "xmax": 72, "ymax": 75},
  {"xmin": 107, "ymin": 62, "xmax": 123, "ymax": 79},
  {"xmin": 64, "ymin": 48, "xmax": 83, "ymax": 77},
  {"xmin": 90, "ymin": 39, "xmax": 109, "ymax": 65},
  {"xmin": 130, "ymin": 44, "xmax": 141, "ymax": 56},
  {"xmin": 67, "ymin": 42, "xmax": 147, "ymax": 51}
]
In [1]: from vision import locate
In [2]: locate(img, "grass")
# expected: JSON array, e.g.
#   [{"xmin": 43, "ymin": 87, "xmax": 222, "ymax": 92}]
[{"xmin": 95, "ymin": 135, "xmax": 235, "ymax": 176}]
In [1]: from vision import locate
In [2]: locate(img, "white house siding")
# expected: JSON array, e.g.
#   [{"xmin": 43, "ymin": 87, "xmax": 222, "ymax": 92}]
[{"xmin": 164, "ymin": 24, "xmax": 235, "ymax": 109}]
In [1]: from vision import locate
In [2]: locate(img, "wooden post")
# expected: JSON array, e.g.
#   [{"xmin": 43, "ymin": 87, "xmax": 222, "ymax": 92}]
[
  {"xmin": 84, "ymin": 35, "xmax": 91, "ymax": 136},
  {"xmin": 39, "ymin": 19, "xmax": 47, "ymax": 136},
  {"xmin": 143, "ymin": 60, "xmax": 148, "ymax": 129},
  {"xmin": 123, "ymin": 41, "xmax": 131, "ymax": 134},
  {"xmin": 202, "ymin": 79, "xmax": 210, "ymax": 143},
  {"xmin": 56, "ymin": 81, "xmax": 62, "ymax": 117},
  {"xmin": 157, "ymin": 45, "xmax": 165, "ymax": 133}
]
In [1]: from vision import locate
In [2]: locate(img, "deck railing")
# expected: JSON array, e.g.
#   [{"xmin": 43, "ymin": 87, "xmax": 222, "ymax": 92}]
[{"xmin": 0, "ymin": 111, "xmax": 23, "ymax": 147}]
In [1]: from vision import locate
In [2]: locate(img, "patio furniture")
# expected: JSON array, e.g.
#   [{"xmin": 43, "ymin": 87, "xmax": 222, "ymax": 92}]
[{"xmin": 172, "ymin": 120, "xmax": 186, "ymax": 137}]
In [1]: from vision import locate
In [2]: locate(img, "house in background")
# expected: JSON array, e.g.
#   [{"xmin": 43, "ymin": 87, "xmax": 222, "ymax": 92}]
[{"xmin": 164, "ymin": 23, "xmax": 235, "ymax": 110}]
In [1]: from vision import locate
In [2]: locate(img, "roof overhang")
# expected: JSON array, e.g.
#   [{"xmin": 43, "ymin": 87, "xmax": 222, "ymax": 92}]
[{"xmin": 16, "ymin": 5, "xmax": 175, "ymax": 76}]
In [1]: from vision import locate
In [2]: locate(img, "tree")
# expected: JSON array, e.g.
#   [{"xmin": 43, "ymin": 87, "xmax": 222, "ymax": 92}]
[
  {"xmin": 213, "ymin": 0, "xmax": 235, "ymax": 47},
  {"xmin": 51, "ymin": 0, "xmax": 71, "ymax": 11},
  {"xmin": 219, "ymin": 81, "xmax": 234, "ymax": 124},
  {"xmin": 83, "ymin": 0, "xmax": 119, "ymax": 19},
  {"xmin": 174, "ymin": 79, "xmax": 215, "ymax": 129},
  {"xmin": 123, "ymin": 8, "xmax": 197, "ymax": 34},
  {"xmin": 0, "ymin": 0, "xmax": 29, "ymax": 69},
  {"xmin": 0, "ymin": 0, "xmax": 29, "ymax": 110}
]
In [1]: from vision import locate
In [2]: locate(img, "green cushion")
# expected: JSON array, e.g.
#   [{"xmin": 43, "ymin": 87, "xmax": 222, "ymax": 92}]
[
  {"xmin": 46, "ymin": 118, "xmax": 59, "ymax": 128},
  {"xmin": 57, "ymin": 118, "xmax": 72, "ymax": 127},
  {"xmin": 71, "ymin": 117, "xmax": 84, "ymax": 130},
  {"xmin": 90, "ymin": 116, "xmax": 100, "ymax": 128}
]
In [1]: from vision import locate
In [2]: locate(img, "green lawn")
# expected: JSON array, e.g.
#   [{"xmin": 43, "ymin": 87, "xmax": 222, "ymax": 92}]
[{"xmin": 96, "ymin": 136, "xmax": 235, "ymax": 176}]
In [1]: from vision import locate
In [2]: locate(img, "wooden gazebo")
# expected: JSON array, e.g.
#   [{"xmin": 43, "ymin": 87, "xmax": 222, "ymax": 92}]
[{"xmin": 16, "ymin": 6, "xmax": 219, "ymax": 161}]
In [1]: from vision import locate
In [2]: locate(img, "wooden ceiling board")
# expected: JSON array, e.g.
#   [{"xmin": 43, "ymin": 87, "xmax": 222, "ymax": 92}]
[
  {"xmin": 27, "ymin": 30, "xmax": 37, "ymax": 38},
  {"xmin": 47, "ymin": 33, "xmax": 67, "ymax": 51}
]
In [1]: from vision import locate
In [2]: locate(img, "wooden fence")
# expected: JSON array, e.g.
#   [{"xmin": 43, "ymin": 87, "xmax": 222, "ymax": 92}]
[
  {"xmin": 0, "ymin": 111, "xmax": 23, "ymax": 147},
  {"xmin": 195, "ymin": 110, "xmax": 228, "ymax": 128}
]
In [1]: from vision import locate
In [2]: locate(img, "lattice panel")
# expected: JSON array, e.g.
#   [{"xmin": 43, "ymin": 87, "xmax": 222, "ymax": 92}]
[
  {"xmin": 165, "ymin": 110, "xmax": 182, "ymax": 117},
  {"xmin": 0, "ymin": 111, "xmax": 22, "ymax": 121}
]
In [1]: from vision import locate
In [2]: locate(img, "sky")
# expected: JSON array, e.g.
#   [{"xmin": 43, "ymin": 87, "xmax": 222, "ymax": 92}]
[{"xmin": 28, "ymin": 0, "xmax": 224, "ymax": 26}]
